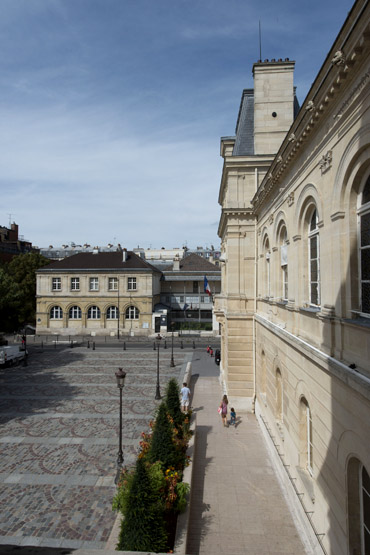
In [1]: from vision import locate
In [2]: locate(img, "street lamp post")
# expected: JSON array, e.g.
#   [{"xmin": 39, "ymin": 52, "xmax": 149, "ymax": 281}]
[
  {"xmin": 155, "ymin": 334, "xmax": 162, "ymax": 400},
  {"xmin": 115, "ymin": 367, "xmax": 126, "ymax": 484},
  {"xmin": 170, "ymin": 322, "xmax": 175, "ymax": 368}
]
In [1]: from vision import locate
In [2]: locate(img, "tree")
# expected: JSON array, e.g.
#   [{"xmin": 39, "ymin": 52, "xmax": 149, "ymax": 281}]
[
  {"xmin": 118, "ymin": 457, "xmax": 167, "ymax": 553},
  {"xmin": 0, "ymin": 253, "xmax": 49, "ymax": 331},
  {"xmin": 165, "ymin": 378, "xmax": 185, "ymax": 435},
  {"xmin": 148, "ymin": 402, "xmax": 180, "ymax": 470}
]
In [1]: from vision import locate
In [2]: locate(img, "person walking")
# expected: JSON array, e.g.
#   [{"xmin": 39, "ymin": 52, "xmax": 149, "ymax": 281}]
[
  {"xmin": 181, "ymin": 382, "xmax": 191, "ymax": 412},
  {"xmin": 219, "ymin": 394, "xmax": 228, "ymax": 427}
]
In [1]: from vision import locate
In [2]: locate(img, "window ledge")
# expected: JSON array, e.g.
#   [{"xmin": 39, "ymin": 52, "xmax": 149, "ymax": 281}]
[
  {"xmin": 299, "ymin": 306, "xmax": 321, "ymax": 314},
  {"xmin": 296, "ymin": 466, "xmax": 315, "ymax": 503},
  {"xmin": 276, "ymin": 300, "xmax": 288, "ymax": 307},
  {"xmin": 343, "ymin": 317, "xmax": 370, "ymax": 329}
]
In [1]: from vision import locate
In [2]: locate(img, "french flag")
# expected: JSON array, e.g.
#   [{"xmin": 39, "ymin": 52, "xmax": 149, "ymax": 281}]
[{"xmin": 204, "ymin": 276, "xmax": 212, "ymax": 296}]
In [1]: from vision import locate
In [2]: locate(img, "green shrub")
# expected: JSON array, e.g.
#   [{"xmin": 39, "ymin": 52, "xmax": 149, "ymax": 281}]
[
  {"xmin": 117, "ymin": 458, "xmax": 167, "ymax": 553},
  {"xmin": 148, "ymin": 402, "xmax": 180, "ymax": 469},
  {"xmin": 165, "ymin": 378, "xmax": 185, "ymax": 433}
]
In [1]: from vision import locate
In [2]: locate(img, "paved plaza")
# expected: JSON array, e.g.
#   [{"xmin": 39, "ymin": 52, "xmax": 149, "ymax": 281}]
[{"xmin": 0, "ymin": 345, "xmax": 189, "ymax": 551}]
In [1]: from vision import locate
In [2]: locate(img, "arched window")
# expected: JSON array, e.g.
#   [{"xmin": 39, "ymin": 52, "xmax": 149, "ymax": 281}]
[
  {"xmin": 69, "ymin": 306, "xmax": 81, "ymax": 319},
  {"xmin": 261, "ymin": 350, "xmax": 266, "ymax": 395},
  {"xmin": 106, "ymin": 306, "xmax": 118, "ymax": 319},
  {"xmin": 87, "ymin": 306, "xmax": 101, "ymax": 319},
  {"xmin": 276, "ymin": 369, "xmax": 283, "ymax": 422},
  {"xmin": 125, "ymin": 305, "xmax": 139, "ymax": 319},
  {"xmin": 278, "ymin": 225, "xmax": 288, "ymax": 301},
  {"xmin": 300, "ymin": 397, "xmax": 313, "ymax": 476},
  {"xmin": 358, "ymin": 176, "xmax": 370, "ymax": 315},
  {"xmin": 348, "ymin": 458, "xmax": 370, "ymax": 554},
  {"xmin": 308, "ymin": 209, "xmax": 320, "ymax": 306},
  {"xmin": 263, "ymin": 235, "xmax": 271, "ymax": 298},
  {"xmin": 50, "ymin": 306, "xmax": 63, "ymax": 319}
]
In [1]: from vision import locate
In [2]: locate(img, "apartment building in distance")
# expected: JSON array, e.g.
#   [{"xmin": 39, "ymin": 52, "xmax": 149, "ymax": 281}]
[{"xmin": 214, "ymin": 1, "xmax": 370, "ymax": 553}]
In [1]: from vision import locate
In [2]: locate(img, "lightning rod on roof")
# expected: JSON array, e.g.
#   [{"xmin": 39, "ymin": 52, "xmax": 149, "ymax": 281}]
[{"xmin": 259, "ymin": 20, "xmax": 262, "ymax": 62}]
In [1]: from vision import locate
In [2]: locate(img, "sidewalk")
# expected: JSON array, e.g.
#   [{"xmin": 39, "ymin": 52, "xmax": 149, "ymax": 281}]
[{"xmin": 186, "ymin": 351, "xmax": 307, "ymax": 555}]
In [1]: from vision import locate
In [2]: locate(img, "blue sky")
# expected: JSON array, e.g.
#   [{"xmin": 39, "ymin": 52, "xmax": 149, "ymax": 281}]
[{"xmin": 0, "ymin": 0, "xmax": 354, "ymax": 250}]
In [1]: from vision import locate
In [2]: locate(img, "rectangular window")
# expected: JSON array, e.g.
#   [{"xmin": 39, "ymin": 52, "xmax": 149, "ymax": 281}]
[
  {"xmin": 89, "ymin": 277, "xmax": 99, "ymax": 291},
  {"xmin": 128, "ymin": 277, "xmax": 137, "ymax": 291},
  {"xmin": 108, "ymin": 277, "xmax": 118, "ymax": 291},
  {"xmin": 71, "ymin": 277, "xmax": 80, "ymax": 291},
  {"xmin": 193, "ymin": 281, "xmax": 199, "ymax": 293},
  {"xmin": 52, "ymin": 277, "xmax": 61, "ymax": 291}
]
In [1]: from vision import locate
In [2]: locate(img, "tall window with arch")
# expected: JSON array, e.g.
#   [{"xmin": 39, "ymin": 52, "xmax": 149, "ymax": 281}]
[
  {"xmin": 308, "ymin": 209, "xmax": 320, "ymax": 306},
  {"xmin": 279, "ymin": 225, "xmax": 288, "ymax": 301},
  {"xmin": 358, "ymin": 175, "xmax": 370, "ymax": 315},
  {"xmin": 276, "ymin": 369, "xmax": 283, "ymax": 422},
  {"xmin": 125, "ymin": 306, "xmax": 139, "ymax": 320},
  {"xmin": 263, "ymin": 235, "xmax": 271, "ymax": 298},
  {"xmin": 347, "ymin": 458, "xmax": 370, "ymax": 554},
  {"xmin": 300, "ymin": 397, "xmax": 313, "ymax": 476}
]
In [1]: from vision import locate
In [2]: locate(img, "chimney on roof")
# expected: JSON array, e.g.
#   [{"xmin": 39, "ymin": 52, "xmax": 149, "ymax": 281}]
[
  {"xmin": 122, "ymin": 248, "xmax": 127, "ymax": 262},
  {"xmin": 173, "ymin": 255, "xmax": 180, "ymax": 271},
  {"xmin": 92, "ymin": 247, "xmax": 99, "ymax": 254}
]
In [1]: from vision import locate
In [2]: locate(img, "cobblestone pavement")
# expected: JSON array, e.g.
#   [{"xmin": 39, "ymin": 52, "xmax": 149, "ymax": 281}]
[{"xmin": 0, "ymin": 347, "xmax": 189, "ymax": 551}]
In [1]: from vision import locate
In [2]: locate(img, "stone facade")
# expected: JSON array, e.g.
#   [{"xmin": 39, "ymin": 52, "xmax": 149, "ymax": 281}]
[
  {"xmin": 36, "ymin": 251, "xmax": 161, "ymax": 336},
  {"xmin": 215, "ymin": 1, "xmax": 370, "ymax": 553}
]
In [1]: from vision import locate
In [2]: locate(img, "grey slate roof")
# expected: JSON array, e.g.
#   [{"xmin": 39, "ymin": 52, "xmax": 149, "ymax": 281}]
[
  {"xmin": 161, "ymin": 253, "xmax": 221, "ymax": 281},
  {"xmin": 232, "ymin": 87, "xmax": 300, "ymax": 157},
  {"xmin": 37, "ymin": 251, "xmax": 161, "ymax": 273},
  {"xmin": 233, "ymin": 89, "xmax": 254, "ymax": 156}
]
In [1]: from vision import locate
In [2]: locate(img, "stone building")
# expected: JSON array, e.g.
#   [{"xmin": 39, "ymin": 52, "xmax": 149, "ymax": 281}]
[
  {"xmin": 36, "ymin": 250, "xmax": 161, "ymax": 336},
  {"xmin": 215, "ymin": 0, "xmax": 370, "ymax": 553},
  {"xmin": 0, "ymin": 222, "xmax": 34, "ymax": 262}
]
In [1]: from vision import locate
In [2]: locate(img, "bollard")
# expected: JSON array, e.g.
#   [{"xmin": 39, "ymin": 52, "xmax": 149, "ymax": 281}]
[
  {"xmin": 41, "ymin": 341, "xmax": 44, "ymax": 351},
  {"xmin": 93, "ymin": 342, "xmax": 95, "ymax": 350},
  {"xmin": 181, "ymin": 341, "xmax": 183, "ymax": 349},
  {"xmin": 70, "ymin": 341, "xmax": 73, "ymax": 348},
  {"xmin": 153, "ymin": 342, "xmax": 156, "ymax": 350},
  {"xmin": 193, "ymin": 341, "xmax": 195, "ymax": 349},
  {"xmin": 87, "ymin": 340, "xmax": 90, "ymax": 349},
  {"xmin": 123, "ymin": 342, "xmax": 126, "ymax": 351},
  {"xmin": 54, "ymin": 341, "xmax": 56, "ymax": 349},
  {"xmin": 164, "ymin": 340, "xmax": 167, "ymax": 349}
]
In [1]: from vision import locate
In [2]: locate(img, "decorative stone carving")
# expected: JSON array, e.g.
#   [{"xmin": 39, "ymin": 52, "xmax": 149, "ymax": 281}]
[
  {"xmin": 288, "ymin": 133, "xmax": 296, "ymax": 142},
  {"xmin": 319, "ymin": 150, "xmax": 333, "ymax": 174},
  {"xmin": 305, "ymin": 100, "xmax": 315, "ymax": 111},
  {"xmin": 277, "ymin": 155, "xmax": 283, "ymax": 164},
  {"xmin": 334, "ymin": 69, "xmax": 370, "ymax": 119},
  {"xmin": 287, "ymin": 192, "xmax": 294, "ymax": 206},
  {"xmin": 268, "ymin": 214, "xmax": 274, "ymax": 225},
  {"xmin": 331, "ymin": 50, "xmax": 346, "ymax": 65}
]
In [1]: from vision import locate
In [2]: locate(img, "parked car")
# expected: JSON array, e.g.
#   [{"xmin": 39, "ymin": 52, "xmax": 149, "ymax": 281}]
[
  {"xmin": 215, "ymin": 349, "xmax": 221, "ymax": 365},
  {"xmin": 0, "ymin": 346, "xmax": 25, "ymax": 366}
]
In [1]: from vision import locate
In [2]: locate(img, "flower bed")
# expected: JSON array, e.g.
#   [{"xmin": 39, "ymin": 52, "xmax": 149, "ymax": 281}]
[{"xmin": 112, "ymin": 378, "xmax": 192, "ymax": 553}]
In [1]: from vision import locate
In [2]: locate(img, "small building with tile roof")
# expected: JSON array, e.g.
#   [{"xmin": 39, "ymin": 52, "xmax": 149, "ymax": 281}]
[{"xmin": 36, "ymin": 250, "xmax": 162, "ymax": 336}]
